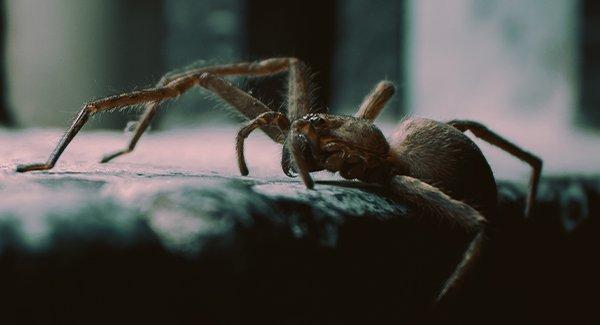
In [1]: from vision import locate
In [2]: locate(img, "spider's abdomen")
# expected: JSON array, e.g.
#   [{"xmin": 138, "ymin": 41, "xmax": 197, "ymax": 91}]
[{"xmin": 388, "ymin": 118, "xmax": 498, "ymax": 218}]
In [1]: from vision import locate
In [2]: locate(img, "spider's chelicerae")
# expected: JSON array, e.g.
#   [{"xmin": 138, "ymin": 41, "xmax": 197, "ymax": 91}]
[{"xmin": 17, "ymin": 58, "xmax": 542, "ymax": 302}]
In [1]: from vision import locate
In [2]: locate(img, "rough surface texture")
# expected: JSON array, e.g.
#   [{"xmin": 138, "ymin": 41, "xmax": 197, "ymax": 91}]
[{"xmin": 0, "ymin": 128, "xmax": 598, "ymax": 323}]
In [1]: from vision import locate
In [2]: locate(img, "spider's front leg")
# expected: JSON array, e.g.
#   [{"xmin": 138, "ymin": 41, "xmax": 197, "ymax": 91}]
[
  {"xmin": 16, "ymin": 84, "xmax": 189, "ymax": 172},
  {"xmin": 16, "ymin": 108, "xmax": 91, "ymax": 172},
  {"xmin": 16, "ymin": 72, "xmax": 279, "ymax": 173},
  {"xmin": 101, "ymin": 57, "xmax": 308, "ymax": 164},
  {"xmin": 235, "ymin": 111, "xmax": 289, "ymax": 176},
  {"xmin": 388, "ymin": 175, "xmax": 487, "ymax": 303}
]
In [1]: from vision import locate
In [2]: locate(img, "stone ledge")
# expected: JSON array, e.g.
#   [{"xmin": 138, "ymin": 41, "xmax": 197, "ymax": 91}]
[{"xmin": 0, "ymin": 129, "xmax": 597, "ymax": 323}]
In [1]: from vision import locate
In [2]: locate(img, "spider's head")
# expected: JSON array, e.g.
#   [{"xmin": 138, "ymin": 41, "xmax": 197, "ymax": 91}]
[{"xmin": 285, "ymin": 113, "xmax": 390, "ymax": 188}]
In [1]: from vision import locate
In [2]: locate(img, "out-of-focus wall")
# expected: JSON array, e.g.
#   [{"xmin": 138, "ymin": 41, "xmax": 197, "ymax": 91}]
[
  {"xmin": 5, "ymin": 0, "xmax": 400, "ymax": 130},
  {"xmin": 0, "ymin": 0, "xmax": 10, "ymax": 126},
  {"xmin": 407, "ymin": 0, "xmax": 599, "ymax": 178},
  {"xmin": 333, "ymin": 0, "xmax": 404, "ymax": 119},
  {"xmin": 579, "ymin": 0, "xmax": 600, "ymax": 128},
  {"xmin": 409, "ymin": 0, "xmax": 576, "ymax": 121},
  {"xmin": 159, "ymin": 0, "xmax": 242, "ymax": 128},
  {"xmin": 5, "ymin": 0, "xmax": 164, "ymax": 129}
]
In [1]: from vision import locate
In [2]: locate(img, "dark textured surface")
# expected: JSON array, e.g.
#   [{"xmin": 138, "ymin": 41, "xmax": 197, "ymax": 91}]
[
  {"xmin": 0, "ymin": 176, "xmax": 597, "ymax": 324},
  {"xmin": 440, "ymin": 177, "xmax": 600, "ymax": 324},
  {"xmin": 1, "ymin": 129, "xmax": 598, "ymax": 323},
  {"xmin": 0, "ymin": 176, "xmax": 471, "ymax": 323}
]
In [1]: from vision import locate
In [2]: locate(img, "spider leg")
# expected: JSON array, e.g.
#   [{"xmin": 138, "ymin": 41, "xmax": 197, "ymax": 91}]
[
  {"xmin": 280, "ymin": 145, "xmax": 296, "ymax": 178},
  {"xmin": 16, "ymin": 72, "xmax": 276, "ymax": 172},
  {"xmin": 16, "ymin": 82, "xmax": 191, "ymax": 172},
  {"xmin": 447, "ymin": 120, "xmax": 542, "ymax": 217},
  {"xmin": 389, "ymin": 175, "xmax": 487, "ymax": 303},
  {"xmin": 278, "ymin": 59, "xmax": 316, "ymax": 178},
  {"xmin": 236, "ymin": 111, "xmax": 289, "ymax": 176},
  {"xmin": 288, "ymin": 120, "xmax": 315, "ymax": 189},
  {"xmin": 102, "ymin": 57, "xmax": 311, "ymax": 164},
  {"xmin": 354, "ymin": 81, "xmax": 395, "ymax": 121},
  {"xmin": 16, "ymin": 108, "xmax": 91, "ymax": 172},
  {"xmin": 100, "ymin": 103, "xmax": 160, "ymax": 163},
  {"xmin": 286, "ymin": 58, "xmax": 312, "ymax": 121}
]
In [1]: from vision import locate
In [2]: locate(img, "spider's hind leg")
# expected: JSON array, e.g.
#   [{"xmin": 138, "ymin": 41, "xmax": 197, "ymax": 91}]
[
  {"xmin": 448, "ymin": 120, "xmax": 542, "ymax": 217},
  {"xmin": 388, "ymin": 175, "xmax": 487, "ymax": 303}
]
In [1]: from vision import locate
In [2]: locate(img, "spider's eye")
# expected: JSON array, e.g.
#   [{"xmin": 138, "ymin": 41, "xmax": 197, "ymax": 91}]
[{"xmin": 308, "ymin": 115, "xmax": 326, "ymax": 127}]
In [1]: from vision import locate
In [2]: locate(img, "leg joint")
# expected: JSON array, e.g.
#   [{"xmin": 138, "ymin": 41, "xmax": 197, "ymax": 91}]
[
  {"xmin": 196, "ymin": 72, "xmax": 214, "ymax": 86},
  {"xmin": 83, "ymin": 103, "xmax": 98, "ymax": 114}
]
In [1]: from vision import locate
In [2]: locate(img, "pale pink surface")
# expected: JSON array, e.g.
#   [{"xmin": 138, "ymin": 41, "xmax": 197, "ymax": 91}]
[{"xmin": 1, "ymin": 123, "xmax": 598, "ymax": 186}]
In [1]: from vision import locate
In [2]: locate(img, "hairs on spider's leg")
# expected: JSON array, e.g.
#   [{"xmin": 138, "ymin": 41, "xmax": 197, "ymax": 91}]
[
  {"xmin": 286, "ymin": 67, "xmax": 324, "ymax": 115},
  {"xmin": 286, "ymin": 59, "xmax": 312, "ymax": 121},
  {"xmin": 355, "ymin": 80, "xmax": 395, "ymax": 121}
]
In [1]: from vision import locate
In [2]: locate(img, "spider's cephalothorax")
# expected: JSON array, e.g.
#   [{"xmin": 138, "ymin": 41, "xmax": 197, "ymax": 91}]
[
  {"xmin": 286, "ymin": 113, "xmax": 393, "ymax": 186},
  {"xmin": 16, "ymin": 57, "xmax": 542, "ymax": 304}
]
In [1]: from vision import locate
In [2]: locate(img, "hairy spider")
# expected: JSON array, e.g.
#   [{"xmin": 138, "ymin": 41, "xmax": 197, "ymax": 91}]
[{"xmin": 16, "ymin": 57, "xmax": 542, "ymax": 302}]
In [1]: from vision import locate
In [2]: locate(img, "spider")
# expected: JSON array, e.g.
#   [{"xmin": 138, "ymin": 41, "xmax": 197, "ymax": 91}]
[{"xmin": 16, "ymin": 57, "xmax": 542, "ymax": 302}]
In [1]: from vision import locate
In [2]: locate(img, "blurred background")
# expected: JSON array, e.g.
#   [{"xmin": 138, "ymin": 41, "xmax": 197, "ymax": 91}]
[
  {"xmin": 0, "ymin": 2, "xmax": 599, "ymax": 323},
  {"xmin": 0, "ymin": 0, "xmax": 598, "ymax": 179}
]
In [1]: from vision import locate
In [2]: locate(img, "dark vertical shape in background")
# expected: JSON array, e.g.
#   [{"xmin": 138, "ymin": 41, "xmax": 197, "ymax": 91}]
[
  {"xmin": 579, "ymin": 0, "xmax": 600, "ymax": 129},
  {"xmin": 0, "ymin": 0, "xmax": 12, "ymax": 126},
  {"xmin": 333, "ymin": 0, "xmax": 404, "ymax": 119},
  {"xmin": 106, "ymin": 0, "xmax": 166, "ymax": 129},
  {"xmin": 397, "ymin": 0, "xmax": 407, "ymax": 119},
  {"xmin": 243, "ymin": 0, "xmax": 336, "ymax": 113},
  {"xmin": 160, "ymin": 0, "xmax": 242, "ymax": 127},
  {"xmin": 111, "ymin": 0, "xmax": 166, "ymax": 87}
]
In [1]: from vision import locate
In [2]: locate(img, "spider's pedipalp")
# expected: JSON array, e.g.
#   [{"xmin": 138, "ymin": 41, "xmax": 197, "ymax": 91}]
[
  {"xmin": 280, "ymin": 144, "xmax": 297, "ymax": 178},
  {"xmin": 288, "ymin": 122, "xmax": 316, "ymax": 189},
  {"xmin": 236, "ymin": 111, "xmax": 289, "ymax": 176}
]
